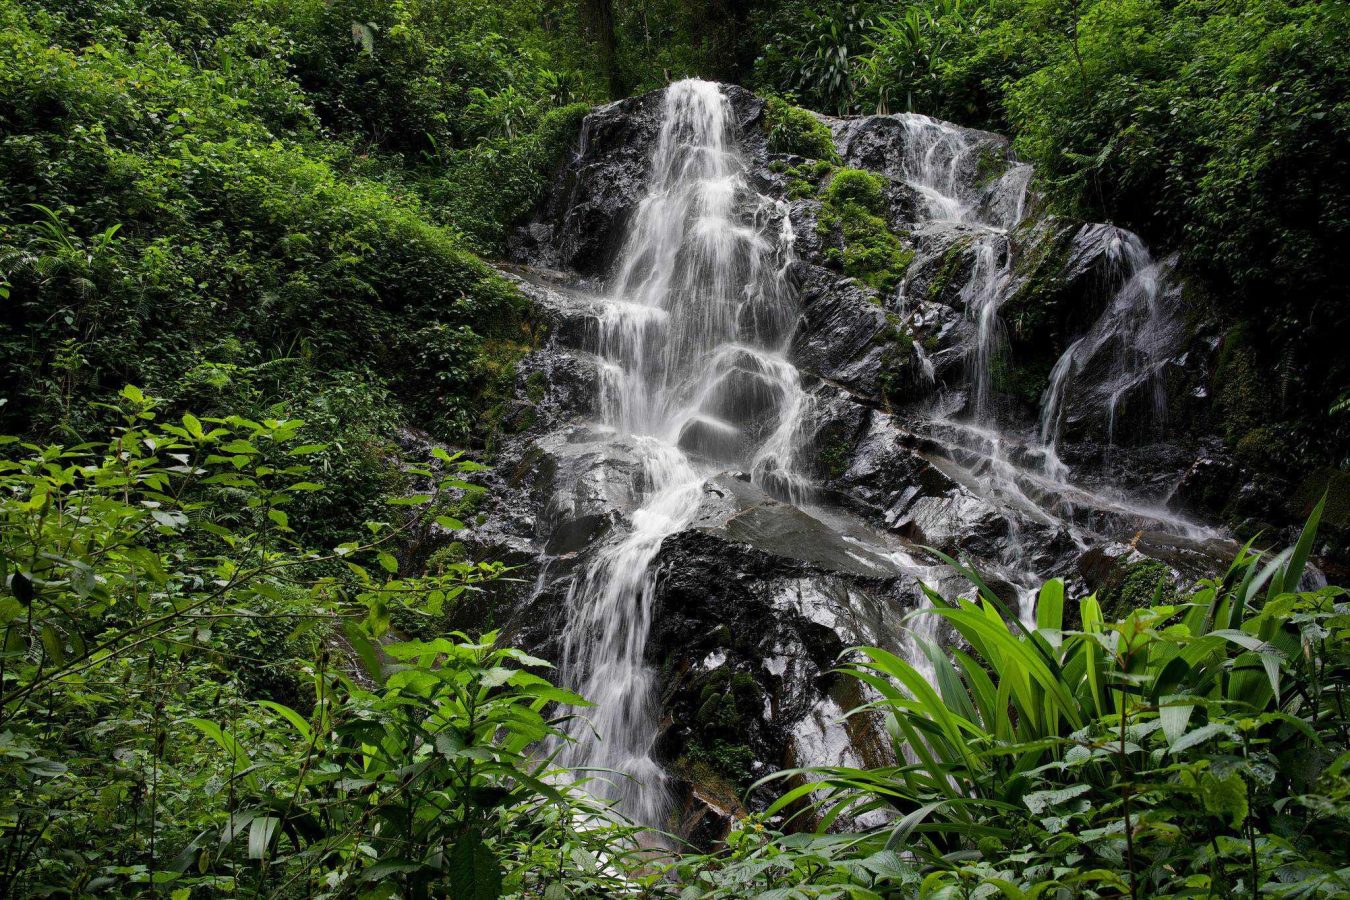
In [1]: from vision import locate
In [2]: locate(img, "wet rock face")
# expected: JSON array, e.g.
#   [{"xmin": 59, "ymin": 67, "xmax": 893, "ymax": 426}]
[
  {"xmin": 647, "ymin": 527, "xmax": 907, "ymax": 816},
  {"xmin": 791, "ymin": 263, "xmax": 895, "ymax": 399},
  {"xmin": 458, "ymin": 81, "xmax": 1257, "ymax": 844},
  {"xmin": 517, "ymin": 86, "xmax": 768, "ymax": 276}
]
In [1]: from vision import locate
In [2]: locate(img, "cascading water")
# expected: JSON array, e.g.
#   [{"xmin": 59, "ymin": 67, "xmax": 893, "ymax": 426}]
[
  {"xmin": 893, "ymin": 116, "xmax": 1047, "ymax": 601},
  {"xmin": 896, "ymin": 113, "xmax": 1031, "ymax": 231},
  {"xmin": 961, "ymin": 236, "xmax": 1016, "ymax": 422},
  {"xmin": 558, "ymin": 80, "xmax": 808, "ymax": 825},
  {"xmin": 1038, "ymin": 225, "xmax": 1176, "ymax": 457},
  {"xmin": 889, "ymin": 108, "xmax": 1213, "ymax": 615},
  {"xmin": 514, "ymin": 86, "xmax": 1223, "ymax": 838}
]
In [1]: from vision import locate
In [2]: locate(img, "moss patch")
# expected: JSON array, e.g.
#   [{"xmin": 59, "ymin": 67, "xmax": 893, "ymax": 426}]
[
  {"xmin": 1215, "ymin": 323, "xmax": 1267, "ymax": 446},
  {"xmin": 764, "ymin": 97, "xmax": 839, "ymax": 161},
  {"xmin": 927, "ymin": 237, "xmax": 975, "ymax": 303},
  {"xmin": 1296, "ymin": 467, "xmax": 1350, "ymax": 527},
  {"xmin": 816, "ymin": 169, "xmax": 914, "ymax": 292},
  {"xmin": 874, "ymin": 312, "xmax": 917, "ymax": 404},
  {"xmin": 682, "ymin": 667, "xmax": 764, "ymax": 788},
  {"xmin": 1099, "ymin": 560, "xmax": 1177, "ymax": 620},
  {"xmin": 817, "ymin": 424, "xmax": 855, "ymax": 480},
  {"xmin": 781, "ymin": 158, "xmax": 837, "ymax": 200},
  {"xmin": 1001, "ymin": 224, "xmax": 1076, "ymax": 344},
  {"xmin": 975, "ymin": 145, "xmax": 1007, "ymax": 187}
]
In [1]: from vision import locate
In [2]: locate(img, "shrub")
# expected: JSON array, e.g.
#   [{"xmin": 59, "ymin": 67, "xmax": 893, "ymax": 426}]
[
  {"xmin": 764, "ymin": 96, "xmax": 840, "ymax": 160},
  {"xmin": 730, "ymin": 507, "xmax": 1350, "ymax": 897},
  {"xmin": 0, "ymin": 393, "xmax": 639, "ymax": 895}
]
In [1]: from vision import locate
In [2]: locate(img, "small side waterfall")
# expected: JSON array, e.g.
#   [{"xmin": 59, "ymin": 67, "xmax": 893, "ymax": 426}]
[
  {"xmin": 889, "ymin": 108, "xmax": 1207, "ymax": 616},
  {"xmin": 898, "ymin": 114, "xmax": 981, "ymax": 223},
  {"xmin": 559, "ymin": 80, "xmax": 807, "ymax": 825},
  {"xmin": 961, "ymin": 236, "xmax": 1016, "ymax": 422},
  {"xmin": 1038, "ymin": 226, "xmax": 1176, "ymax": 456}
]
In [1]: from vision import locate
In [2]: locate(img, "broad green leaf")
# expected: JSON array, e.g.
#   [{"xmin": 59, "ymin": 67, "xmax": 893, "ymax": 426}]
[
  {"xmin": 248, "ymin": 816, "xmax": 280, "ymax": 860},
  {"xmin": 449, "ymin": 830, "xmax": 502, "ymax": 900}
]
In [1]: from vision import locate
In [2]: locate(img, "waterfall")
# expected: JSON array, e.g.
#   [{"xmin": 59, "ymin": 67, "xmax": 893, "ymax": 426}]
[
  {"xmin": 961, "ymin": 235, "xmax": 1016, "ymax": 422},
  {"xmin": 893, "ymin": 113, "xmax": 1026, "ymax": 425},
  {"xmin": 896, "ymin": 113, "xmax": 1030, "ymax": 231},
  {"xmin": 1038, "ymin": 226, "xmax": 1176, "ymax": 461},
  {"xmin": 889, "ymin": 111, "xmax": 1203, "ymax": 621},
  {"xmin": 897, "ymin": 114, "xmax": 980, "ymax": 223},
  {"xmin": 559, "ymin": 80, "xmax": 807, "ymax": 825}
]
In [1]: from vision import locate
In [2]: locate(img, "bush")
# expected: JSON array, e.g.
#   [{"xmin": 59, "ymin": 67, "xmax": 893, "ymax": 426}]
[
  {"xmin": 424, "ymin": 101, "xmax": 591, "ymax": 254},
  {"xmin": 0, "ymin": 1, "xmax": 527, "ymax": 444},
  {"xmin": 0, "ymin": 394, "xmax": 642, "ymax": 896},
  {"xmin": 764, "ymin": 96, "xmax": 839, "ymax": 160}
]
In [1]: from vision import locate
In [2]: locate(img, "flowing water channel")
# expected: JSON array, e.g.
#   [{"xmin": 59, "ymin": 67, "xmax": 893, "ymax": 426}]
[
  {"xmin": 557, "ymin": 80, "xmax": 807, "ymax": 825},
  {"xmin": 891, "ymin": 113, "xmax": 1209, "ymax": 557}
]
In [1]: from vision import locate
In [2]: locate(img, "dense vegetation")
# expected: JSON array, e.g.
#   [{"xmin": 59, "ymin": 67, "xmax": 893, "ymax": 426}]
[
  {"xmin": 750, "ymin": 0, "xmax": 1350, "ymax": 478},
  {"xmin": 3, "ymin": 401, "xmax": 1345, "ymax": 895},
  {"xmin": 2, "ymin": 0, "xmax": 1347, "ymax": 896}
]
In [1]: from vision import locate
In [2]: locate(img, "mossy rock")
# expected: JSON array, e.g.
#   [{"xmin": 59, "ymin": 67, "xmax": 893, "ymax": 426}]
[
  {"xmin": 873, "ymin": 313, "xmax": 919, "ymax": 404},
  {"xmin": 1295, "ymin": 468, "xmax": 1350, "ymax": 563},
  {"xmin": 672, "ymin": 756, "xmax": 751, "ymax": 811},
  {"xmin": 926, "ymin": 237, "xmax": 975, "ymax": 303},
  {"xmin": 524, "ymin": 370, "xmax": 547, "ymax": 403},
  {"xmin": 683, "ymin": 666, "xmax": 765, "ymax": 787},
  {"xmin": 975, "ymin": 145, "xmax": 1007, "ymax": 187},
  {"xmin": 1297, "ymin": 468, "xmax": 1350, "ymax": 528},
  {"xmin": 1001, "ymin": 224, "xmax": 1077, "ymax": 345},
  {"xmin": 1099, "ymin": 560, "xmax": 1177, "ymax": 619},
  {"xmin": 764, "ymin": 97, "xmax": 839, "ymax": 161},
  {"xmin": 684, "ymin": 739, "xmax": 757, "ymax": 787},
  {"xmin": 816, "ymin": 169, "xmax": 913, "ymax": 292},
  {"xmin": 816, "ymin": 423, "xmax": 856, "ymax": 480}
]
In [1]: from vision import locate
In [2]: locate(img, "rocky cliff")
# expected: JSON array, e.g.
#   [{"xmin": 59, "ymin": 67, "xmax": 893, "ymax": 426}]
[{"xmin": 446, "ymin": 83, "xmax": 1320, "ymax": 841}]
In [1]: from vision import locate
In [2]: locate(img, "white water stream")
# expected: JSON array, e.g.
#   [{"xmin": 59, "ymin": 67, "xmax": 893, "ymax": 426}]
[
  {"xmin": 890, "ymin": 111, "xmax": 1213, "ymax": 625},
  {"xmin": 558, "ymin": 80, "xmax": 808, "ymax": 825}
]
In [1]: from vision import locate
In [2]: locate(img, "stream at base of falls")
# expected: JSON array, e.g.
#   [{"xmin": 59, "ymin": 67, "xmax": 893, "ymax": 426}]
[{"xmin": 500, "ymin": 79, "xmax": 1224, "ymax": 830}]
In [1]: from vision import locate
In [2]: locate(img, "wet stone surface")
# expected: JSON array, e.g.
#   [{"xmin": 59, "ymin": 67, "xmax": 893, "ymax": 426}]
[{"xmin": 455, "ymin": 81, "xmax": 1250, "ymax": 844}]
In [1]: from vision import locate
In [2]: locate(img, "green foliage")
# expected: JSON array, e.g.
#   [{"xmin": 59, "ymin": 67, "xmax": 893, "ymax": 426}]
[
  {"xmin": 754, "ymin": 2, "xmax": 880, "ymax": 115},
  {"xmin": 0, "ymin": 393, "xmax": 641, "ymax": 895},
  {"xmin": 821, "ymin": 168, "xmax": 884, "ymax": 213},
  {"xmin": 425, "ymin": 101, "xmax": 592, "ymax": 254},
  {"xmin": 271, "ymin": 0, "xmax": 596, "ymax": 155},
  {"xmin": 728, "ymin": 509, "xmax": 1350, "ymax": 897},
  {"xmin": 764, "ymin": 97, "xmax": 839, "ymax": 160},
  {"xmin": 0, "ymin": 0, "xmax": 598, "ymax": 454},
  {"xmin": 684, "ymin": 668, "xmax": 764, "ymax": 787},
  {"xmin": 672, "ymin": 819, "xmax": 918, "ymax": 896}
]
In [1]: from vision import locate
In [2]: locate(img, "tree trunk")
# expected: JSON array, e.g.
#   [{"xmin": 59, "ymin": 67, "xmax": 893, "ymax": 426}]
[{"xmin": 583, "ymin": 0, "xmax": 623, "ymax": 98}]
